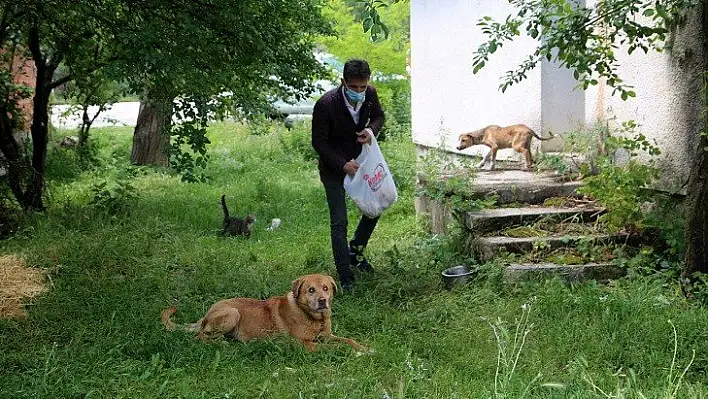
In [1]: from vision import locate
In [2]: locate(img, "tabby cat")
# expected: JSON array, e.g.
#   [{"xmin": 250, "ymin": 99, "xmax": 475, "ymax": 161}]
[{"xmin": 221, "ymin": 195, "xmax": 255, "ymax": 237}]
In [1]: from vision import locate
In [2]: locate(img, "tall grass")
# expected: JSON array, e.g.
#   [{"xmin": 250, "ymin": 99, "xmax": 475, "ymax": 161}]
[{"xmin": 0, "ymin": 121, "xmax": 707, "ymax": 398}]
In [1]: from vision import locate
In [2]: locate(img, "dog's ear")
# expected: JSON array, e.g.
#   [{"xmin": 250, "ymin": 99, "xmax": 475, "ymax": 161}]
[
  {"xmin": 326, "ymin": 275, "xmax": 337, "ymax": 295},
  {"xmin": 291, "ymin": 277, "xmax": 304, "ymax": 299}
]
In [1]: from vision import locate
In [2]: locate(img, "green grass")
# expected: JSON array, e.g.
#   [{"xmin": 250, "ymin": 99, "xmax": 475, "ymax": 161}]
[{"xmin": 1, "ymin": 122, "xmax": 707, "ymax": 398}]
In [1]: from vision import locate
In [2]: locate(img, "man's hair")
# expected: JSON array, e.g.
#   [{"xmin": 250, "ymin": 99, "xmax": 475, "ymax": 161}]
[{"xmin": 343, "ymin": 59, "xmax": 371, "ymax": 81}]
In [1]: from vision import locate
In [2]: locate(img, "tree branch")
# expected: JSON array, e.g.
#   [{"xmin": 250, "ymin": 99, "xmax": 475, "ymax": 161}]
[
  {"xmin": 47, "ymin": 53, "xmax": 64, "ymax": 73},
  {"xmin": 27, "ymin": 26, "xmax": 44, "ymax": 67},
  {"xmin": 47, "ymin": 74, "xmax": 73, "ymax": 90},
  {"xmin": 46, "ymin": 52, "xmax": 120, "ymax": 90},
  {"xmin": 0, "ymin": 6, "xmax": 9, "ymax": 37}
]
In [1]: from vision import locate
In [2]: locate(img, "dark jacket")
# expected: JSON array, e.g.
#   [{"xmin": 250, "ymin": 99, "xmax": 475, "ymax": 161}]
[{"xmin": 311, "ymin": 84, "xmax": 385, "ymax": 178}]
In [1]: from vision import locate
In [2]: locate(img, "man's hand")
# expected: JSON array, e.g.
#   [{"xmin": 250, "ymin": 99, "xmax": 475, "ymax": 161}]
[
  {"xmin": 356, "ymin": 129, "xmax": 372, "ymax": 145},
  {"xmin": 343, "ymin": 159, "xmax": 360, "ymax": 176}
]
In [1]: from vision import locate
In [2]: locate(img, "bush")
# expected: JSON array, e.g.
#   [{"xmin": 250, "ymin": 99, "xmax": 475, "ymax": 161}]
[
  {"xmin": 278, "ymin": 120, "xmax": 318, "ymax": 161},
  {"xmin": 577, "ymin": 121, "xmax": 661, "ymax": 233},
  {"xmin": 376, "ymin": 80, "xmax": 411, "ymax": 142}
]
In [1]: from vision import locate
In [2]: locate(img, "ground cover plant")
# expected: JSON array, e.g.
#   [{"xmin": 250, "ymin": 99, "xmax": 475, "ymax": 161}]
[{"xmin": 1, "ymin": 121, "xmax": 707, "ymax": 398}]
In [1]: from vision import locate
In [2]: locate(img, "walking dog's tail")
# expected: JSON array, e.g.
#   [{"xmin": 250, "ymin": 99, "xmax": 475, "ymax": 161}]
[
  {"xmin": 161, "ymin": 307, "xmax": 200, "ymax": 332},
  {"xmin": 531, "ymin": 129, "xmax": 556, "ymax": 141},
  {"xmin": 221, "ymin": 194, "xmax": 230, "ymax": 220}
]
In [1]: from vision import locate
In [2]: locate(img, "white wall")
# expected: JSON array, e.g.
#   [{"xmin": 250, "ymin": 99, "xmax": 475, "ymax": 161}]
[
  {"xmin": 411, "ymin": 0, "xmax": 703, "ymax": 188},
  {"xmin": 541, "ymin": 56, "xmax": 586, "ymax": 152},
  {"xmin": 411, "ymin": 0, "xmax": 542, "ymax": 161}
]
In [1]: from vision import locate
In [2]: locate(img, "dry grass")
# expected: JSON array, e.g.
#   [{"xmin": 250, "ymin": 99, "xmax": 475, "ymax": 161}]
[{"xmin": 0, "ymin": 255, "xmax": 47, "ymax": 318}]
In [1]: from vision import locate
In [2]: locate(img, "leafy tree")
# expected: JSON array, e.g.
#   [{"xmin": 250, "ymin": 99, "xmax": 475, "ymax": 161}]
[
  {"xmin": 0, "ymin": 1, "xmax": 126, "ymax": 210},
  {"xmin": 0, "ymin": 0, "xmax": 331, "ymax": 209},
  {"xmin": 60, "ymin": 70, "xmax": 126, "ymax": 149},
  {"xmin": 123, "ymin": 0, "xmax": 331, "ymax": 176},
  {"xmin": 320, "ymin": 0, "xmax": 409, "ymax": 76}
]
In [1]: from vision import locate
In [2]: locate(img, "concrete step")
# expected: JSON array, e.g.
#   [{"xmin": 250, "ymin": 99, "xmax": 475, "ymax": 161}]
[
  {"xmin": 463, "ymin": 206, "xmax": 604, "ymax": 233},
  {"xmin": 470, "ymin": 170, "xmax": 582, "ymax": 205},
  {"xmin": 474, "ymin": 234, "xmax": 633, "ymax": 262},
  {"xmin": 416, "ymin": 170, "xmax": 583, "ymax": 206},
  {"xmin": 504, "ymin": 262, "xmax": 625, "ymax": 283}
]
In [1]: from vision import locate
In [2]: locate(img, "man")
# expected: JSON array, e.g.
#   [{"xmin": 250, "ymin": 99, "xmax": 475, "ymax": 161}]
[{"xmin": 311, "ymin": 58, "xmax": 385, "ymax": 290}]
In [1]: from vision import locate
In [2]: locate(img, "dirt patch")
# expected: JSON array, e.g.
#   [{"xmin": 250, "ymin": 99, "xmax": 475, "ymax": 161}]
[{"xmin": 0, "ymin": 255, "xmax": 48, "ymax": 318}]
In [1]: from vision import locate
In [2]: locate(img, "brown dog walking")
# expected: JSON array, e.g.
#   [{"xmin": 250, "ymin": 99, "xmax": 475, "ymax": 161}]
[{"xmin": 457, "ymin": 124, "xmax": 555, "ymax": 171}]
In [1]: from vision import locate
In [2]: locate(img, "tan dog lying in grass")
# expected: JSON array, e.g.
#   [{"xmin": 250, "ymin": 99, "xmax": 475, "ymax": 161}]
[
  {"xmin": 456, "ymin": 124, "xmax": 555, "ymax": 171},
  {"xmin": 161, "ymin": 274, "xmax": 368, "ymax": 352}
]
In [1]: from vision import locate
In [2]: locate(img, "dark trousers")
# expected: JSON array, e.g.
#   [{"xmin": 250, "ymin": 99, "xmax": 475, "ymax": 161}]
[{"xmin": 320, "ymin": 171, "xmax": 379, "ymax": 267}]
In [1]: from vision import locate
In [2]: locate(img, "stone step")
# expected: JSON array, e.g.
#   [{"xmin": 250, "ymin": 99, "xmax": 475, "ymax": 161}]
[
  {"xmin": 474, "ymin": 234, "xmax": 632, "ymax": 262},
  {"xmin": 470, "ymin": 170, "xmax": 582, "ymax": 205},
  {"xmin": 463, "ymin": 206, "xmax": 604, "ymax": 233},
  {"xmin": 416, "ymin": 170, "xmax": 583, "ymax": 206},
  {"xmin": 504, "ymin": 262, "xmax": 625, "ymax": 283}
]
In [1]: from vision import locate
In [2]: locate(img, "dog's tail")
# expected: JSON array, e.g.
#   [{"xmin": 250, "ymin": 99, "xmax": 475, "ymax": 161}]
[
  {"xmin": 161, "ymin": 307, "xmax": 200, "ymax": 332},
  {"xmin": 531, "ymin": 129, "xmax": 556, "ymax": 141},
  {"xmin": 161, "ymin": 307, "xmax": 180, "ymax": 331},
  {"xmin": 221, "ymin": 194, "xmax": 230, "ymax": 220}
]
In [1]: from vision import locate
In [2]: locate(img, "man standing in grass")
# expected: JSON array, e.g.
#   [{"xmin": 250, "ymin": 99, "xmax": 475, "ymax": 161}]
[{"xmin": 311, "ymin": 58, "xmax": 385, "ymax": 290}]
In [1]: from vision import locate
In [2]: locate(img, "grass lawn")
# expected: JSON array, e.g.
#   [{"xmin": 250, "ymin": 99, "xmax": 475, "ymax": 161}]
[{"xmin": 1, "ymin": 121, "xmax": 707, "ymax": 398}]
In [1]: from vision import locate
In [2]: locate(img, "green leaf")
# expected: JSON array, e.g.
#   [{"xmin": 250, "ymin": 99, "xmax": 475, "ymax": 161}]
[
  {"xmin": 371, "ymin": 23, "xmax": 381, "ymax": 36},
  {"xmin": 473, "ymin": 61, "xmax": 485, "ymax": 74},
  {"xmin": 363, "ymin": 17, "xmax": 373, "ymax": 33},
  {"xmin": 381, "ymin": 22, "xmax": 390, "ymax": 39}
]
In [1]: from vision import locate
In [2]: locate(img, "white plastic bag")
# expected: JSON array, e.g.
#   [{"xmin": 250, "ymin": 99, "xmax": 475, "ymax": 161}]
[{"xmin": 343, "ymin": 134, "xmax": 398, "ymax": 218}]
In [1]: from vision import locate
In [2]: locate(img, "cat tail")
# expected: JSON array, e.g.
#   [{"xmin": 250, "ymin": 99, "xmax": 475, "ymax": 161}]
[{"xmin": 221, "ymin": 194, "xmax": 230, "ymax": 219}]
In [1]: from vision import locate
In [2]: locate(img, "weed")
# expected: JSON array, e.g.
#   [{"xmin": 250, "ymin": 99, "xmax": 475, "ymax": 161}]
[
  {"xmin": 576, "ymin": 121, "xmax": 661, "ymax": 233},
  {"xmin": 486, "ymin": 297, "xmax": 542, "ymax": 398}
]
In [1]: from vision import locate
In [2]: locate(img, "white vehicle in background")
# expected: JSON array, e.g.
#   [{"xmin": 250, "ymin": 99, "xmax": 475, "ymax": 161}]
[
  {"xmin": 269, "ymin": 51, "xmax": 407, "ymax": 127},
  {"xmin": 267, "ymin": 51, "xmax": 340, "ymax": 127}
]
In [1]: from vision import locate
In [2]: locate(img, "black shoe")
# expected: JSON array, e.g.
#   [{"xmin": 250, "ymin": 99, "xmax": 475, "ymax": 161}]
[
  {"xmin": 349, "ymin": 244, "xmax": 374, "ymax": 273},
  {"xmin": 336, "ymin": 265, "xmax": 355, "ymax": 290}
]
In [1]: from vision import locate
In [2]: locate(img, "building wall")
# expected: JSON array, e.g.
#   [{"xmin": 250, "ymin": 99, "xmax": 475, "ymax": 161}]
[
  {"xmin": 411, "ymin": 0, "xmax": 703, "ymax": 189},
  {"xmin": 410, "ymin": 0, "xmax": 542, "ymax": 161},
  {"xmin": 6, "ymin": 52, "xmax": 37, "ymax": 132}
]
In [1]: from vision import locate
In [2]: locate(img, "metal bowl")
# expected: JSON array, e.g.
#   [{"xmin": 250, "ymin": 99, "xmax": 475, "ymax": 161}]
[{"xmin": 441, "ymin": 265, "xmax": 474, "ymax": 290}]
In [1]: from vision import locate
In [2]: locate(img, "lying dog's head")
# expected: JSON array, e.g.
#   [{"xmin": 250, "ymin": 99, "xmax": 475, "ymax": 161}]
[
  {"xmin": 456, "ymin": 130, "xmax": 485, "ymax": 151},
  {"xmin": 292, "ymin": 274, "xmax": 337, "ymax": 313}
]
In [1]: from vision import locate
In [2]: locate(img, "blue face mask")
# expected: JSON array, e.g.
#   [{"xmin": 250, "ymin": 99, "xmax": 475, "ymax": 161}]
[{"xmin": 345, "ymin": 86, "xmax": 366, "ymax": 103}]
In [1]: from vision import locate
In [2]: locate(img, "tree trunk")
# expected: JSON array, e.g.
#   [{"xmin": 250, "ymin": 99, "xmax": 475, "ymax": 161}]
[
  {"xmin": 131, "ymin": 96, "xmax": 172, "ymax": 166},
  {"xmin": 78, "ymin": 103, "xmax": 92, "ymax": 148},
  {"xmin": 682, "ymin": 1, "xmax": 708, "ymax": 278},
  {"xmin": 24, "ymin": 82, "xmax": 50, "ymax": 210},
  {"xmin": 0, "ymin": 107, "xmax": 26, "ymax": 203},
  {"xmin": 682, "ymin": 131, "xmax": 708, "ymax": 276}
]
